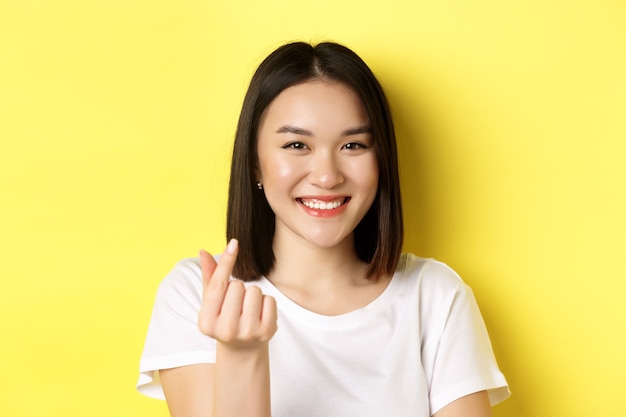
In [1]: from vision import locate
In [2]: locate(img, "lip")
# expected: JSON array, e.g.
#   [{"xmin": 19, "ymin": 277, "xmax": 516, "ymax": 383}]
[{"xmin": 296, "ymin": 196, "xmax": 350, "ymax": 218}]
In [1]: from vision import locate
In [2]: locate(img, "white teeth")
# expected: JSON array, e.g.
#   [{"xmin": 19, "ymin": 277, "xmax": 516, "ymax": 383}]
[{"xmin": 301, "ymin": 199, "xmax": 345, "ymax": 210}]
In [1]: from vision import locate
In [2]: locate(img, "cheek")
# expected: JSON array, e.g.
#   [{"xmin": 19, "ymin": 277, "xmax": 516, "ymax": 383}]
[
  {"xmin": 351, "ymin": 156, "xmax": 379, "ymax": 189},
  {"xmin": 276, "ymin": 160, "xmax": 295, "ymax": 179},
  {"xmin": 260, "ymin": 155, "xmax": 298, "ymax": 183}
]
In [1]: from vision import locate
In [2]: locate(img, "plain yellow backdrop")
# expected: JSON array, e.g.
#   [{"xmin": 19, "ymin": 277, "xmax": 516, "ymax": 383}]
[{"xmin": 1, "ymin": 0, "xmax": 625, "ymax": 416}]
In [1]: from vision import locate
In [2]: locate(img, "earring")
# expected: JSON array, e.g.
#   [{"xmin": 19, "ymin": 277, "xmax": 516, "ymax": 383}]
[{"xmin": 256, "ymin": 182, "xmax": 263, "ymax": 190}]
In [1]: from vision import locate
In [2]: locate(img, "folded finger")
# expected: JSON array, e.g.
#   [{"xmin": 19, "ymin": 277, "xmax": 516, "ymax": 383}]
[
  {"xmin": 241, "ymin": 285, "xmax": 264, "ymax": 322},
  {"xmin": 260, "ymin": 295, "xmax": 278, "ymax": 339},
  {"xmin": 220, "ymin": 280, "xmax": 246, "ymax": 318}
]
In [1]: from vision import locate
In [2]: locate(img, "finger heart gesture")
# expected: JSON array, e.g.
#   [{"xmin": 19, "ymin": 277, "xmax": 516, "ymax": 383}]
[{"xmin": 198, "ymin": 239, "xmax": 277, "ymax": 349}]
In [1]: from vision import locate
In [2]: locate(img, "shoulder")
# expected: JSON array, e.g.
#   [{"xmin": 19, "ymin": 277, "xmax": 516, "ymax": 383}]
[
  {"xmin": 159, "ymin": 257, "xmax": 202, "ymax": 289},
  {"xmin": 155, "ymin": 257, "xmax": 204, "ymax": 307},
  {"xmin": 397, "ymin": 253, "xmax": 475, "ymax": 316},
  {"xmin": 398, "ymin": 253, "xmax": 467, "ymax": 292}
]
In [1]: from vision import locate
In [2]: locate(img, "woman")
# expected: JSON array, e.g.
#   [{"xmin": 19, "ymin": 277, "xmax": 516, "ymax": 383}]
[{"xmin": 137, "ymin": 41, "xmax": 509, "ymax": 417}]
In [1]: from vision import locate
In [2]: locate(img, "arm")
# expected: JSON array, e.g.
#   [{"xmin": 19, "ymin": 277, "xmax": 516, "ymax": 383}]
[
  {"xmin": 432, "ymin": 391, "xmax": 492, "ymax": 417},
  {"xmin": 161, "ymin": 348, "xmax": 271, "ymax": 417},
  {"xmin": 160, "ymin": 363, "xmax": 215, "ymax": 417},
  {"xmin": 161, "ymin": 239, "xmax": 277, "ymax": 417}
]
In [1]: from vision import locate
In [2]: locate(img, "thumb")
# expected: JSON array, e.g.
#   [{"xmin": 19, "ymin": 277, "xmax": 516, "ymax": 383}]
[{"xmin": 199, "ymin": 249, "xmax": 217, "ymax": 294}]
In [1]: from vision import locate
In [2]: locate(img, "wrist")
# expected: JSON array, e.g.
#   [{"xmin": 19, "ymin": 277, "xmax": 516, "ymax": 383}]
[
  {"xmin": 213, "ymin": 341, "xmax": 272, "ymax": 417},
  {"xmin": 215, "ymin": 341, "xmax": 270, "ymax": 371}
]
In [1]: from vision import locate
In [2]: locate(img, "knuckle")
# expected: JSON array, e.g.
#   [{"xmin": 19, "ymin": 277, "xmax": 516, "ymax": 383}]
[
  {"xmin": 215, "ymin": 322, "xmax": 238, "ymax": 341},
  {"xmin": 208, "ymin": 278, "xmax": 228, "ymax": 293},
  {"xmin": 246, "ymin": 285, "xmax": 262, "ymax": 296},
  {"xmin": 227, "ymin": 280, "xmax": 245, "ymax": 293},
  {"xmin": 262, "ymin": 321, "xmax": 278, "ymax": 339},
  {"xmin": 239, "ymin": 323, "xmax": 259, "ymax": 341},
  {"xmin": 197, "ymin": 316, "xmax": 215, "ymax": 336}
]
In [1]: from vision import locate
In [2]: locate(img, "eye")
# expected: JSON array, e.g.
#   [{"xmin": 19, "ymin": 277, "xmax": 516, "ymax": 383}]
[
  {"xmin": 282, "ymin": 141, "xmax": 309, "ymax": 150},
  {"xmin": 342, "ymin": 142, "xmax": 369, "ymax": 150}
]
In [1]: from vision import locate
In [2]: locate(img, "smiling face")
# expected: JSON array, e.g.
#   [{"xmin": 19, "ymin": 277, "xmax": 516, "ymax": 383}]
[{"xmin": 256, "ymin": 80, "xmax": 379, "ymax": 252}]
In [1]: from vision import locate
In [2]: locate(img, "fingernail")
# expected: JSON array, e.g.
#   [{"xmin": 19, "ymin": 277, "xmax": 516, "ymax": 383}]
[{"xmin": 226, "ymin": 238, "xmax": 238, "ymax": 254}]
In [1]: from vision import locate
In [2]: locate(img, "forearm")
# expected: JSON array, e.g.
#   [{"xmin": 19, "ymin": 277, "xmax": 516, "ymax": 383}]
[{"xmin": 212, "ymin": 342, "xmax": 272, "ymax": 417}]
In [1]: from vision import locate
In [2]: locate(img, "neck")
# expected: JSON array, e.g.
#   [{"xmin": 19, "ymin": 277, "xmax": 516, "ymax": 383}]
[
  {"xmin": 268, "ymin": 232, "xmax": 368, "ymax": 291},
  {"xmin": 266, "ymin": 228, "xmax": 390, "ymax": 317}
]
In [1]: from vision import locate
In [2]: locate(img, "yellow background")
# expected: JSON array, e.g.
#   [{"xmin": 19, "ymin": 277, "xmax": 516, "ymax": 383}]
[{"xmin": 1, "ymin": 0, "xmax": 624, "ymax": 416}]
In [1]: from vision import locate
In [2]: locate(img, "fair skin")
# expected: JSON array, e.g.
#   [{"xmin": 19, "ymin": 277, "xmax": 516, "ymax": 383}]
[
  {"xmin": 256, "ymin": 80, "xmax": 383, "ymax": 316},
  {"xmin": 160, "ymin": 80, "xmax": 493, "ymax": 417}
]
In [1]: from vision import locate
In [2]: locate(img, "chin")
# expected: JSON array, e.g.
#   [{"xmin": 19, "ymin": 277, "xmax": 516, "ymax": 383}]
[{"xmin": 303, "ymin": 232, "xmax": 352, "ymax": 250}]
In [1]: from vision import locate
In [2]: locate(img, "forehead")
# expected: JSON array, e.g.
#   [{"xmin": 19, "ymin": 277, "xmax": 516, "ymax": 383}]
[{"xmin": 259, "ymin": 80, "xmax": 369, "ymax": 131}]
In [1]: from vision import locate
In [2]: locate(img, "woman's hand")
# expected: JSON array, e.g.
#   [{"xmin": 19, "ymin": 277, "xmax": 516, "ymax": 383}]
[
  {"xmin": 162, "ymin": 239, "xmax": 276, "ymax": 417},
  {"xmin": 197, "ymin": 239, "xmax": 277, "ymax": 350}
]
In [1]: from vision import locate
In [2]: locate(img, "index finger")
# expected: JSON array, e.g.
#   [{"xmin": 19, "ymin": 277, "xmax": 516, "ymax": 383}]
[
  {"xmin": 208, "ymin": 238, "xmax": 239, "ymax": 290},
  {"xmin": 198, "ymin": 239, "xmax": 239, "ymax": 320}
]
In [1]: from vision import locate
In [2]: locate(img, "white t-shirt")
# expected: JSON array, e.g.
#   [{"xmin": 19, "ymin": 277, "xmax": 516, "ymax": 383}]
[{"xmin": 137, "ymin": 253, "xmax": 509, "ymax": 416}]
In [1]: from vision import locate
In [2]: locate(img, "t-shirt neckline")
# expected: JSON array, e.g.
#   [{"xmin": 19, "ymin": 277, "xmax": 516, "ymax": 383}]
[{"xmin": 255, "ymin": 254, "xmax": 408, "ymax": 329}]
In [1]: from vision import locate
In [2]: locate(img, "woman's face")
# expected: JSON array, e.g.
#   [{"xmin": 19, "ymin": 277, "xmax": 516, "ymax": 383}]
[{"xmin": 256, "ymin": 80, "xmax": 379, "ymax": 251}]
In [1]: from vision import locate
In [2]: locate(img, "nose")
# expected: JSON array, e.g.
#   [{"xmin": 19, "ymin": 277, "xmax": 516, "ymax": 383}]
[{"xmin": 307, "ymin": 151, "xmax": 344, "ymax": 189}]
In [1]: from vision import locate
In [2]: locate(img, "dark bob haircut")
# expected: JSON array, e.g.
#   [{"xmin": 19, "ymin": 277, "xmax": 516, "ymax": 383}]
[{"xmin": 227, "ymin": 41, "xmax": 403, "ymax": 281}]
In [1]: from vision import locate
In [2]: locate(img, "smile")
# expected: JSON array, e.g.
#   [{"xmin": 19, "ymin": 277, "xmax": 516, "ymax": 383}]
[{"xmin": 297, "ymin": 197, "xmax": 350, "ymax": 210}]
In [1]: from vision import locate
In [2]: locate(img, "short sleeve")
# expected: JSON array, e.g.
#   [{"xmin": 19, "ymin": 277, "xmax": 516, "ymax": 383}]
[
  {"xmin": 136, "ymin": 258, "xmax": 217, "ymax": 399},
  {"xmin": 418, "ymin": 260, "xmax": 510, "ymax": 414}
]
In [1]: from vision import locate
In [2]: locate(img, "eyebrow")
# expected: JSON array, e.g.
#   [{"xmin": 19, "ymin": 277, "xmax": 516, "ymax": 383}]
[
  {"xmin": 275, "ymin": 125, "xmax": 372, "ymax": 137},
  {"xmin": 276, "ymin": 125, "xmax": 313, "ymax": 136},
  {"xmin": 341, "ymin": 126, "xmax": 372, "ymax": 136}
]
